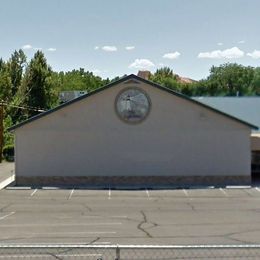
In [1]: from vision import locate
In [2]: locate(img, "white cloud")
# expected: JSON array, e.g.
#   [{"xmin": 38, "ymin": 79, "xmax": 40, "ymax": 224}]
[
  {"xmin": 125, "ymin": 46, "xmax": 135, "ymax": 51},
  {"xmin": 128, "ymin": 59, "xmax": 155, "ymax": 69},
  {"xmin": 221, "ymin": 47, "xmax": 244, "ymax": 58},
  {"xmin": 198, "ymin": 50, "xmax": 221, "ymax": 59},
  {"xmin": 158, "ymin": 63, "xmax": 165, "ymax": 67},
  {"xmin": 94, "ymin": 46, "xmax": 99, "ymax": 50},
  {"xmin": 238, "ymin": 40, "xmax": 245, "ymax": 44},
  {"xmin": 217, "ymin": 42, "xmax": 223, "ymax": 46},
  {"xmin": 47, "ymin": 48, "xmax": 56, "ymax": 52},
  {"xmin": 163, "ymin": 51, "xmax": 181, "ymax": 59},
  {"xmin": 22, "ymin": 44, "xmax": 32, "ymax": 50},
  {"xmin": 22, "ymin": 45, "xmax": 57, "ymax": 52},
  {"xmin": 247, "ymin": 50, "xmax": 260, "ymax": 59},
  {"xmin": 102, "ymin": 46, "xmax": 117, "ymax": 52},
  {"xmin": 198, "ymin": 47, "xmax": 244, "ymax": 59}
]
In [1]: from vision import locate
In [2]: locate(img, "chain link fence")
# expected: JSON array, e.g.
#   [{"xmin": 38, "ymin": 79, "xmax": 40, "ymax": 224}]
[{"xmin": 0, "ymin": 244, "xmax": 260, "ymax": 259}]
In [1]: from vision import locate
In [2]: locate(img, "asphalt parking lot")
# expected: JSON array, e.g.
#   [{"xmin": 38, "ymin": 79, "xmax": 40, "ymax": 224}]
[{"xmin": 0, "ymin": 187, "xmax": 260, "ymax": 245}]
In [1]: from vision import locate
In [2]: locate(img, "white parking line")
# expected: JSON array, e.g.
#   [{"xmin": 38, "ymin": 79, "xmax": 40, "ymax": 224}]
[
  {"xmin": 58, "ymin": 215, "xmax": 128, "ymax": 219},
  {"xmin": 0, "ymin": 174, "xmax": 15, "ymax": 190},
  {"xmin": 108, "ymin": 188, "xmax": 111, "ymax": 199},
  {"xmin": 0, "ymin": 254, "xmax": 102, "ymax": 258},
  {"xmin": 42, "ymin": 187, "xmax": 59, "ymax": 190},
  {"xmin": 30, "ymin": 189, "xmax": 37, "ymax": 197},
  {"xmin": 5, "ymin": 186, "xmax": 31, "ymax": 190},
  {"xmin": 255, "ymin": 187, "xmax": 260, "ymax": 193},
  {"xmin": 68, "ymin": 189, "xmax": 74, "ymax": 200},
  {"xmin": 145, "ymin": 189, "xmax": 150, "ymax": 198},
  {"xmin": 94, "ymin": 241, "xmax": 111, "ymax": 244},
  {"xmin": 0, "ymin": 212, "xmax": 15, "ymax": 221},
  {"xmin": 0, "ymin": 223, "xmax": 122, "ymax": 227},
  {"xmin": 243, "ymin": 189, "xmax": 254, "ymax": 197},
  {"xmin": 226, "ymin": 186, "xmax": 251, "ymax": 189},
  {"xmin": 29, "ymin": 231, "xmax": 116, "ymax": 235},
  {"xmin": 219, "ymin": 188, "xmax": 228, "ymax": 197},
  {"xmin": 110, "ymin": 215, "xmax": 128, "ymax": 218},
  {"xmin": 183, "ymin": 189, "xmax": 189, "ymax": 197}
]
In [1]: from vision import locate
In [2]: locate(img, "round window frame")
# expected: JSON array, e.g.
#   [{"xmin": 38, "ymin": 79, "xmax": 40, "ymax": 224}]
[{"xmin": 114, "ymin": 87, "xmax": 151, "ymax": 124}]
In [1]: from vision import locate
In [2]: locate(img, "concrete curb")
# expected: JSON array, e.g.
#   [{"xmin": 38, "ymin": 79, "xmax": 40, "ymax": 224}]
[{"xmin": 0, "ymin": 174, "xmax": 15, "ymax": 190}]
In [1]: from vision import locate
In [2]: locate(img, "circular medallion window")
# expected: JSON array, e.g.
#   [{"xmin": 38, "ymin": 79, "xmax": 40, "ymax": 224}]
[{"xmin": 115, "ymin": 87, "xmax": 151, "ymax": 124}]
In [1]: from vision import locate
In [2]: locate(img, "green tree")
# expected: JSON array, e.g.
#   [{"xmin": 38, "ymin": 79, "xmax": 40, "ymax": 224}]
[
  {"xmin": 58, "ymin": 68, "xmax": 106, "ymax": 93},
  {"xmin": 0, "ymin": 58, "xmax": 4, "ymax": 71},
  {"xmin": 3, "ymin": 50, "xmax": 27, "ymax": 123},
  {"xmin": 3, "ymin": 115, "xmax": 14, "ymax": 146},
  {"xmin": 6, "ymin": 49, "xmax": 26, "ymax": 96},
  {"xmin": 0, "ymin": 61, "xmax": 12, "ymax": 101},
  {"xmin": 206, "ymin": 63, "xmax": 255, "ymax": 96},
  {"xmin": 20, "ymin": 51, "xmax": 53, "ymax": 117},
  {"xmin": 251, "ymin": 67, "xmax": 260, "ymax": 95},
  {"xmin": 149, "ymin": 67, "xmax": 180, "ymax": 91}
]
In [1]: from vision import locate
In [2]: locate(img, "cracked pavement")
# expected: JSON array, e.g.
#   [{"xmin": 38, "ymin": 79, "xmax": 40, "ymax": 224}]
[{"xmin": 0, "ymin": 188, "xmax": 260, "ymax": 244}]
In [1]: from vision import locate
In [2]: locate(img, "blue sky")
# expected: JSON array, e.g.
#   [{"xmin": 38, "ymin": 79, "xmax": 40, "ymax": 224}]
[{"xmin": 0, "ymin": 0, "xmax": 260, "ymax": 80}]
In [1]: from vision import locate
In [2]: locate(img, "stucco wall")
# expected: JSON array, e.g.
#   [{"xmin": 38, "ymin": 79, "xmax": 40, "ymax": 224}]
[{"xmin": 14, "ymin": 80, "xmax": 251, "ymax": 178}]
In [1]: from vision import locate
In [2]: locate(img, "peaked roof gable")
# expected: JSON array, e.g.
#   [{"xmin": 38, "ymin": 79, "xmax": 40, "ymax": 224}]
[{"xmin": 9, "ymin": 74, "xmax": 258, "ymax": 131}]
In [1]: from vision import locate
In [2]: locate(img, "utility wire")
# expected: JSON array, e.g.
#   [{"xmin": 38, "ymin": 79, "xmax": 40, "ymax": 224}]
[
  {"xmin": 0, "ymin": 101, "xmax": 45, "ymax": 162},
  {"xmin": 0, "ymin": 100, "xmax": 45, "ymax": 112}
]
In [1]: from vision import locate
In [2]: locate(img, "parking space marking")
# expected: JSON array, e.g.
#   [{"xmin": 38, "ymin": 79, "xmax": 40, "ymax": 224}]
[
  {"xmin": 29, "ymin": 231, "xmax": 116, "ymax": 235},
  {"xmin": 59, "ymin": 215, "xmax": 128, "ymax": 219},
  {"xmin": 219, "ymin": 188, "xmax": 228, "ymax": 197},
  {"xmin": 108, "ymin": 188, "xmax": 111, "ymax": 199},
  {"xmin": 255, "ymin": 187, "xmax": 260, "ymax": 193},
  {"xmin": 68, "ymin": 189, "xmax": 74, "ymax": 200},
  {"xmin": 183, "ymin": 189, "xmax": 189, "ymax": 197},
  {"xmin": 243, "ymin": 189, "xmax": 254, "ymax": 197},
  {"xmin": 94, "ymin": 241, "xmax": 111, "ymax": 244},
  {"xmin": 5, "ymin": 186, "xmax": 31, "ymax": 190},
  {"xmin": 226, "ymin": 185, "xmax": 251, "ymax": 189},
  {"xmin": 110, "ymin": 215, "xmax": 128, "ymax": 218},
  {"xmin": 30, "ymin": 189, "xmax": 37, "ymax": 197},
  {"xmin": 0, "ymin": 212, "xmax": 15, "ymax": 221},
  {"xmin": 42, "ymin": 187, "xmax": 59, "ymax": 190},
  {"xmin": 145, "ymin": 189, "xmax": 150, "ymax": 198},
  {"xmin": 0, "ymin": 254, "xmax": 102, "ymax": 258},
  {"xmin": 0, "ymin": 222, "xmax": 122, "ymax": 227}
]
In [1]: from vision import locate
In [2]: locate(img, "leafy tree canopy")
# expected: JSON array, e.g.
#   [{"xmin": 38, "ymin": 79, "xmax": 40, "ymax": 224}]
[{"xmin": 1, "ymin": 50, "xmax": 260, "ymax": 150}]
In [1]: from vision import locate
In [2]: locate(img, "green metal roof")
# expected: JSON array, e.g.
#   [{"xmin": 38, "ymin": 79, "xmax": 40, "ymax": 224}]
[
  {"xmin": 9, "ymin": 74, "xmax": 259, "ymax": 131},
  {"xmin": 193, "ymin": 97, "xmax": 260, "ymax": 132}
]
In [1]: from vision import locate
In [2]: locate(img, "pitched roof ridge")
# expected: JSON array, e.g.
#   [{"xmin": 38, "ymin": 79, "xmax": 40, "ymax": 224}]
[{"xmin": 8, "ymin": 74, "xmax": 258, "ymax": 131}]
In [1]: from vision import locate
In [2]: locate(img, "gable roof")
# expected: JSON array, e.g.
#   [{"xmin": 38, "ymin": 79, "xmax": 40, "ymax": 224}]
[{"xmin": 9, "ymin": 74, "xmax": 258, "ymax": 131}]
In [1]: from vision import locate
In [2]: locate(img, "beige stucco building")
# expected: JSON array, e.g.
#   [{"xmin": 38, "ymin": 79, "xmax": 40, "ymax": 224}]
[{"xmin": 10, "ymin": 75, "xmax": 258, "ymax": 186}]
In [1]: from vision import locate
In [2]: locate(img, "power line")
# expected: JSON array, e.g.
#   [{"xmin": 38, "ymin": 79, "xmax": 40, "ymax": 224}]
[
  {"xmin": 0, "ymin": 101, "xmax": 45, "ymax": 162},
  {"xmin": 0, "ymin": 101, "xmax": 46, "ymax": 112}
]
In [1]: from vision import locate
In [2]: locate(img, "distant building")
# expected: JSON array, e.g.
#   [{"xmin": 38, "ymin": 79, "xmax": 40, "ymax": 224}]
[
  {"xmin": 137, "ymin": 71, "xmax": 151, "ymax": 80},
  {"xmin": 137, "ymin": 70, "xmax": 196, "ymax": 83},
  {"xmin": 59, "ymin": 91, "xmax": 88, "ymax": 103},
  {"xmin": 177, "ymin": 76, "xmax": 197, "ymax": 84}
]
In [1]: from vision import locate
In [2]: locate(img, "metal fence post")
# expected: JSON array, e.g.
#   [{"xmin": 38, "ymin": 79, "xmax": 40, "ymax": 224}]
[{"xmin": 115, "ymin": 245, "xmax": 120, "ymax": 260}]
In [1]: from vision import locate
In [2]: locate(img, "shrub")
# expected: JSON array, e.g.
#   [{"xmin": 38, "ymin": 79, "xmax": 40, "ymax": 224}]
[{"xmin": 3, "ymin": 145, "xmax": 14, "ymax": 162}]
